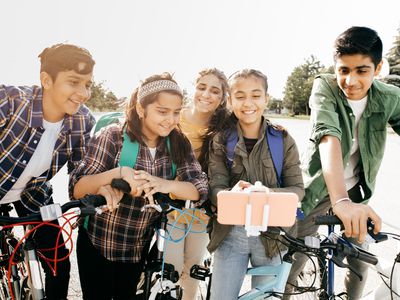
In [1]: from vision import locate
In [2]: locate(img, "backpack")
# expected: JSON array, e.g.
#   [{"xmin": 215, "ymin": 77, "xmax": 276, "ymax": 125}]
[
  {"xmin": 226, "ymin": 125, "xmax": 284, "ymax": 187},
  {"xmin": 94, "ymin": 112, "xmax": 177, "ymax": 177}
]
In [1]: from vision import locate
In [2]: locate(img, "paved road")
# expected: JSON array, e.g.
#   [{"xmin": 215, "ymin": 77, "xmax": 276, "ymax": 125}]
[{"xmin": 49, "ymin": 117, "xmax": 399, "ymax": 299}]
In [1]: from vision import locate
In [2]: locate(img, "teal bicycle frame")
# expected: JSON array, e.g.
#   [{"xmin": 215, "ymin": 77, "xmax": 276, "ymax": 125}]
[{"xmin": 239, "ymin": 260, "xmax": 292, "ymax": 300}]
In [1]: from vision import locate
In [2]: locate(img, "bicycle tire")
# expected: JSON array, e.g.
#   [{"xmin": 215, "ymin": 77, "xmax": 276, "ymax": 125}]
[{"xmin": 291, "ymin": 256, "xmax": 322, "ymax": 300}]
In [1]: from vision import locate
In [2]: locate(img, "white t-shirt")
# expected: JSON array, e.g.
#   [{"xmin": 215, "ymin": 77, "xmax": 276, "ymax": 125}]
[
  {"xmin": 148, "ymin": 147, "xmax": 157, "ymax": 160},
  {"xmin": 1, "ymin": 119, "xmax": 63, "ymax": 204},
  {"xmin": 344, "ymin": 96, "xmax": 368, "ymax": 190}
]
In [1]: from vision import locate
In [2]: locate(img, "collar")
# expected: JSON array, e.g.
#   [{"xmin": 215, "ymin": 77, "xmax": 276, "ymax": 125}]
[{"xmin": 29, "ymin": 86, "xmax": 74, "ymax": 133}]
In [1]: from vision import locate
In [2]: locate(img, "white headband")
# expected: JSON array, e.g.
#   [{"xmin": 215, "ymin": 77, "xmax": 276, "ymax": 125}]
[{"xmin": 138, "ymin": 80, "xmax": 182, "ymax": 102}]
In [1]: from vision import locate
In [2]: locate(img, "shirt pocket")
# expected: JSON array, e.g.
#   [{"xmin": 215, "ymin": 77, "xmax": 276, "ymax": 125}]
[
  {"xmin": 368, "ymin": 120, "xmax": 387, "ymax": 158},
  {"xmin": 261, "ymin": 158, "xmax": 277, "ymax": 187}
]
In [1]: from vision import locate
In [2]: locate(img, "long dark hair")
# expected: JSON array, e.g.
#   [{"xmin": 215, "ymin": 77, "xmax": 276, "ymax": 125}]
[
  {"xmin": 196, "ymin": 68, "xmax": 231, "ymax": 172},
  {"xmin": 125, "ymin": 72, "xmax": 193, "ymax": 165}
]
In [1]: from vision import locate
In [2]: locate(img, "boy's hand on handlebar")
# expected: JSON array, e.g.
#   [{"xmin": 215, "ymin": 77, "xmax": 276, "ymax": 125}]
[
  {"xmin": 333, "ymin": 201, "xmax": 382, "ymax": 243},
  {"xmin": 97, "ymin": 184, "xmax": 123, "ymax": 212}
]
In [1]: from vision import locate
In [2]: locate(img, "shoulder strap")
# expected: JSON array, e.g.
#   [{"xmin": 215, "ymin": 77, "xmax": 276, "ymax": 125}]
[
  {"xmin": 94, "ymin": 112, "xmax": 176, "ymax": 177},
  {"xmin": 225, "ymin": 126, "xmax": 284, "ymax": 186},
  {"xmin": 119, "ymin": 130, "xmax": 140, "ymax": 167},
  {"xmin": 266, "ymin": 126, "xmax": 284, "ymax": 187},
  {"xmin": 119, "ymin": 131, "xmax": 176, "ymax": 177},
  {"xmin": 166, "ymin": 138, "xmax": 176, "ymax": 177},
  {"xmin": 226, "ymin": 129, "xmax": 239, "ymax": 169}
]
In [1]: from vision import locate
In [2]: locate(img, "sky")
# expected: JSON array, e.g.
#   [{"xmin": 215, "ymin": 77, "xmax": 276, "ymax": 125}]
[{"xmin": 1, "ymin": 0, "xmax": 399, "ymax": 99}]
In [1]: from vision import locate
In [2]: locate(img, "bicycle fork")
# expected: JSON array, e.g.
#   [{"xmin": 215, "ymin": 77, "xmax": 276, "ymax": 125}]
[
  {"xmin": 7, "ymin": 241, "xmax": 21, "ymax": 300},
  {"xmin": 24, "ymin": 234, "xmax": 45, "ymax": 300}
]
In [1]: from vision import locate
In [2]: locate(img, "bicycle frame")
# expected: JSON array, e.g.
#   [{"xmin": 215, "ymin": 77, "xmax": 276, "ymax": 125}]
[
  {"xmin": 240, "ymin": 260, "xmax": 292, "ymax": 300},
  {"xmin": 23, "ymin": 226, "xmax": 45, "ymax": 300},
  {"xmin": 0, "ymin": 191, "xmax": 108, "ymax": 300},
  {"xmin": 139, "ymin": 206, "xmax": 182, "ymax": 300}
]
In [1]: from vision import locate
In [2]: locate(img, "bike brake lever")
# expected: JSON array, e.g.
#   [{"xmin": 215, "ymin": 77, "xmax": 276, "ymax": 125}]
[
  {"xmin": 141, "ymin": 204, "xmax": 162, "ymax": 212},
  {"xmin": 366, "ymin": 219, "xmax": 388, "ymax": 243}
]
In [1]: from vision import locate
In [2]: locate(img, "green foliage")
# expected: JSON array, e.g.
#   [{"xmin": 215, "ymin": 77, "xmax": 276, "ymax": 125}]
[
  {"xmin": 383, "ymin": 27, "xmax": 400, "ymax": 88},
  {"xmin": 86, "ymin": 82, "xmax": 126, "ymax": 112},
  {"xmin": 266, "ymin": 96, "xmax": 283, "ymax": 113},
  {"xmin": 283, "ymin": 55, "xmax": 333, "ymax": 115}
]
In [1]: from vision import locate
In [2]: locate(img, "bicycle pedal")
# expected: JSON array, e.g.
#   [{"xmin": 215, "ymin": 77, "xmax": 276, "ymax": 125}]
[{"xmin": 190, "ymin": 264, "xmax": 210, "ymax": 281}]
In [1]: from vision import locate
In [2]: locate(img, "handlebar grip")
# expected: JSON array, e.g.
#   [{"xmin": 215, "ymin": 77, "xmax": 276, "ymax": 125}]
[
  {"xmin": 111, "ymin": 178, "xmax": 131, "ymax": 194},
  {"xmin": 82, "ymin": 194, "xmax": 107, "ymax": 208},
  {"xmin": 348, "ymin": 246, "xmax": 378, "ymax": 265},
  {"xmin": 314, "ymin": 215, "xmax": 342, "ymax": 225}
]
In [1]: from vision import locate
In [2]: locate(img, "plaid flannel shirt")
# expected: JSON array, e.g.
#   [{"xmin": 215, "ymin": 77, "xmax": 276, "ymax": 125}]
[
  {"xmin": 0, "ymin": 85, "xmax": 95, "ymax": 212},
  {"xmin": 70, "ymin": 125, "xmax": 208, "ymax": 262}
]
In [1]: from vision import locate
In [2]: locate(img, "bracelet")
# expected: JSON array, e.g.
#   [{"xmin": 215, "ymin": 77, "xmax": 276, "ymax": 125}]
[{"xmin": 332, "ymin": 197, "xmax": 351, "ymax": 209}]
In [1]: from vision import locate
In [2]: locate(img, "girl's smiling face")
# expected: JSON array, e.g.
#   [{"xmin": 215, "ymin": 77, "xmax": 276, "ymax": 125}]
[
  {"xmin": 194, "ymin": 74, "xmax": 224, "ymax": 114},
  {"xmin": 139, "ymin": 91, "xmax": 182, "ymax": 146},
  {"xmin": 229, "ymin": 76, "xmax": 268, "ymax": 131}
]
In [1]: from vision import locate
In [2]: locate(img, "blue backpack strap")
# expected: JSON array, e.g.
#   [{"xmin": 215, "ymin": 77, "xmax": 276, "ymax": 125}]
[
  {"xmin": 226, "ymin": 129, "xmax": 239, "ymax": 169},
  {"xmin": 266, "ymin": 126, "xmax": 284, "ymax": 187}
]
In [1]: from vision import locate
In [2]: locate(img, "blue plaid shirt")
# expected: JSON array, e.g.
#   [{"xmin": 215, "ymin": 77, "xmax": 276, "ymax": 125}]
[{"xmin": 0, "ymin": 85, "xmax": 95, "ymax": 212}]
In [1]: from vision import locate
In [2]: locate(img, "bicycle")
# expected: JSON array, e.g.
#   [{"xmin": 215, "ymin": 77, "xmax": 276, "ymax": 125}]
[
  {"xmin": 197, "ymin": 182, "xmax": 383, "ymax": 300},
  {"xmin": 292, "ymin": 214, "xmax": 400, "ymax": 300},
  {"xmin": 134, "ymin": 192, "xmax": 208, "ymax": 300},
  {"xmin": 0, "ymin": 187, "xmax": 108, "ymax": 300}
]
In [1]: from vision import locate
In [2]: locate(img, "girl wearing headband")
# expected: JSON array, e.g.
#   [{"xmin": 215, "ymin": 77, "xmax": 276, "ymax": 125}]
[{"xmin": 70, "ymin": 72, "xmax": 208, "ymax": 299}]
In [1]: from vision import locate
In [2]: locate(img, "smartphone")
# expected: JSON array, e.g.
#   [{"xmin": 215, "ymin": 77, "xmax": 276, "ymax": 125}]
[{"xmin": 217, "ymin": 190, "xmax": 298, "ymax": 227}]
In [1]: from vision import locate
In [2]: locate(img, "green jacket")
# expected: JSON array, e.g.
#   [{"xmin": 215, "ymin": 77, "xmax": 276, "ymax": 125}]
[
  {"xmin": 301, "ymin": 74, "xmax": 400, "ymax": 215},
  {"xmin": 207, "ymin": 118, "xmax": 304, "ymax": 256}
]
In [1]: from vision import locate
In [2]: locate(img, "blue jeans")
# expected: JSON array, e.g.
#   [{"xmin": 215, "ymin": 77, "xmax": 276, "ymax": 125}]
[{"xmin": 211, "ymin": 226, "xmax": 283, "ymax": 300}]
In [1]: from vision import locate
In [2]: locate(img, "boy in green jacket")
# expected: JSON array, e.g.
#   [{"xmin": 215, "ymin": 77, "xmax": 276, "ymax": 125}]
[{"xmin": 287, "ymin": 26, "xmax": 400, "ymax": 299}]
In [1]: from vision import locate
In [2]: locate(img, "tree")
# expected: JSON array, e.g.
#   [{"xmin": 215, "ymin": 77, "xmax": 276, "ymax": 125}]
[
  {"xmin": 383, "ymin": 26, "xmax": 400, "ymax": 88},
  {"xmin": 86, "ymin": 82, "xmax": 125, "ymax": 111},
  {"xmin": 266, "ymin": 96, "xmax": 283, "ymax": 114},
  {"xmin": 283, "ymin": 55, "xmax": 330, "ymax": 115}
]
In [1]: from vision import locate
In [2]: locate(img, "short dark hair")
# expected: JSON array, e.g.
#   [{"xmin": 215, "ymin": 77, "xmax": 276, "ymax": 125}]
[
  {"xmin": 333, "ymin": 26, "xmax": 382, "ymax": 67},
  {"xmin": 38, "ymin": 43, "xmax": 95, "ymax": 81}
]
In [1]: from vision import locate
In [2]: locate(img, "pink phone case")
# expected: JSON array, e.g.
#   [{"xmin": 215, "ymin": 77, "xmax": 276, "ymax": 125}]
[{"xmin": 217, "ymin": 190, "xmax": 298, "ymax": 227}]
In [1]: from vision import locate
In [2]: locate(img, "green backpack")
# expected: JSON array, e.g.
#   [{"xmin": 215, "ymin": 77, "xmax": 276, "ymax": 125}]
[{"xmin": 94, "ymin": 112, "xmax": 177, "ymax": 176}]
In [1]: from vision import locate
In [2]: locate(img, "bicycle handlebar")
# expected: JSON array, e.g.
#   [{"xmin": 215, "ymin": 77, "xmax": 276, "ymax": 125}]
[
  {"xmin": 313, "ymin": 215, "xmax": 388, "ymax": 243},
  {"xmin": 280, "ymin": 226, "xmax": 379, "ymax": 268},
  {"xmin": 0, "ymin": 194, "xmax": 107, "ymax": 225},
  {"xmin": 0, "ymin": 178, "xmax": 194, "ymax": 226},
  {"xmin": 335, "ymin": 243, "xmax": 378, "ymax": 265}
]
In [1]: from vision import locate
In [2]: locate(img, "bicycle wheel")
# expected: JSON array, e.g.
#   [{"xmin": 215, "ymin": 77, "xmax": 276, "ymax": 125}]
[
  {"xmin": 291, "ymin": 255, "xmax": 322, "ymax": 300},
  {"xmin": 0, "ymin": 268, "xmax": 11, "ymax": 299}
]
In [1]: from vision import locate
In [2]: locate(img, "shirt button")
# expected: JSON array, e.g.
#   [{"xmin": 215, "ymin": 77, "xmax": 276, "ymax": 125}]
[
  {"xmin": 315, "ymin": 198, "xmax": 319, "ymax": 202},
  {"xmin": 22, "ymin": 160, "xmax": 27, "ymax": 164},
  {"xmin": 349, "ymin": 113, "xmax": 353, "ymax": 116},
  {"xmin": 33, "ymin": 140, "xmax": 38, "ymax": 144},
  {"xmin": 11, "ymin": 179, "xmax": 16, "ymax": 182},
  {"xmin": 352, "ymin": 138, "xmax": 355, "ymax": 142}
]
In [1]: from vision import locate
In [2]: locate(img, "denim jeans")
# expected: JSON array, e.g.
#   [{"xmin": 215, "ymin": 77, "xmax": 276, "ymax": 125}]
[{"xmin": 211, "ymin": 226, "xmax": 283, "ymax": 300}]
